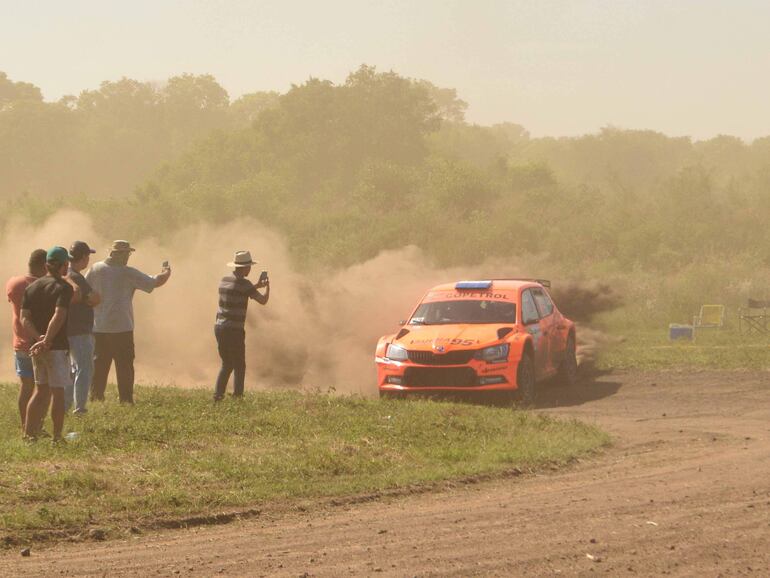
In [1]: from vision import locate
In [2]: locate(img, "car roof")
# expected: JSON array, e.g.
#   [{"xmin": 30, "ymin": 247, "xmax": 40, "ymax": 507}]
[{"xmin": 428, "ymin": 279, "xmax": 540, "ymax": 292}]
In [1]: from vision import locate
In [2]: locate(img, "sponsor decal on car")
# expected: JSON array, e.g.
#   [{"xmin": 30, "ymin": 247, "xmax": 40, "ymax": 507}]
[
  {"xmin": 423, "ymin": 291, "xmax": 514, "ymax": 302},
  {"xmin": 408, "ymin": 337, "xmax": 481, "ymax": 346}
]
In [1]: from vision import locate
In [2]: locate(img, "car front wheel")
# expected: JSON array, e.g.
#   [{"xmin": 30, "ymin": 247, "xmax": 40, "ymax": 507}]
[{"xmin": 515, "ymin": 353, "xmax": 536, "ymax": 407}]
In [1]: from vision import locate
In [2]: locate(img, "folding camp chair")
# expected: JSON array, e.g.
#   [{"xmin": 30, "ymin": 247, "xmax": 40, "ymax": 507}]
[
  {"xmin": 738, "ymin": 299, "xmax": 769, "ymax": 335},
  {"xmin": 693, "ymin": 305, "xmax": 725, "ymax": 330}
]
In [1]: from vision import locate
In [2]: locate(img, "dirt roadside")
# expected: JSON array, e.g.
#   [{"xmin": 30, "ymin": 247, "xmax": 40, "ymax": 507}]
[{"xmin": 3, "ymin": 370, "xmax": 769, "ymax": 577}]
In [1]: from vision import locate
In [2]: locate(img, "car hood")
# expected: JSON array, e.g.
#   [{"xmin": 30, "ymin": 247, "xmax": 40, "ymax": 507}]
[{"xmin": 394, "ymin": 324, "xmax": 517, "ymax": 351}]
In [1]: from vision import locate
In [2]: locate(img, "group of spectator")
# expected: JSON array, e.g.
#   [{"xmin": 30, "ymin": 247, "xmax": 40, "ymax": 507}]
[
  {"xmin": 6, "ymin": 241, "xmax": 170, "ymax": 442},
  {"xmin": 7, "ymin": 243, "xmax": 271, "ymax": 443}
]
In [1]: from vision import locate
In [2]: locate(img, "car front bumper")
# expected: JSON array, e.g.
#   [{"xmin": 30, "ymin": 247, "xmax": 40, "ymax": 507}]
[{"xmin": 375, "ymin": 356, "xmax": 519, "ymax": 393}]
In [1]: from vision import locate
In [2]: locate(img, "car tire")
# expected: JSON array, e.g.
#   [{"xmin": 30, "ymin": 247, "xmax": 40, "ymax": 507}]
[
  {"xmin": 557, "ymin": 334, "xmax": 578, "ymax": 386},
  {"xmin": 515, "ymin": 353, "xmax": 536, "ymax": 407}
]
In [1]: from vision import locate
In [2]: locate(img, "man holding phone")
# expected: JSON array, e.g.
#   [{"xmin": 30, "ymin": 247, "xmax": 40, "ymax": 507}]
[
  {"xmin": 86, "ymin": 240, "xmax": 171, "ymax": 404},
  {"xmin": 213, "ymin": 250, "xmax": 269, "ymax": 401}
]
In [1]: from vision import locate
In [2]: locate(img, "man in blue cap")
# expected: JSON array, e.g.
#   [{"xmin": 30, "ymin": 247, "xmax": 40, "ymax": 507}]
[
  {"xmin": 66, "ymin": 241, "xmax": 101, "ymax": 414},
  {"xmin": 21, "ymin": 246, "xmax": 74, "ymax": 442}
]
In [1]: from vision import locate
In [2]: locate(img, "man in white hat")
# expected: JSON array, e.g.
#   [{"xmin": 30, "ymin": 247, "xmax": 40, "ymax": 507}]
[
  {"xmin": 86, "ymin": 240, "xmax": 171, "ymax": 404},
  {"xmin": 213, "ymin": 250, "xmax": 269, "ymax": 401}
]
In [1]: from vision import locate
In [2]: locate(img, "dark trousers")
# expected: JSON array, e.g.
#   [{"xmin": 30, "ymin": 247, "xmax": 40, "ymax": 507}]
[
  {"xmin": 214, "ymin": 326, "xmax": 246, "ymax": 399},
  {"xmin": 91, "ymin": 332, "xmax": 136, "ymax": 403}
]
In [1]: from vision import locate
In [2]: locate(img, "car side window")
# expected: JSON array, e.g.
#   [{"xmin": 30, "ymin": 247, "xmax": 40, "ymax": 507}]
[
  {"xmin": 521, "ymin": 290, "xmax": 540, "ymax": 325},
  {"xmin": 532, "ymin": 288, "xmax": 554, "ymax": 318}
]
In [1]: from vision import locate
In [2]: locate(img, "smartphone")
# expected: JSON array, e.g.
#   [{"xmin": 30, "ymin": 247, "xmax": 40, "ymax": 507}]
[{"xmin": 258, "ymin": 270, "xmax": 268, "ymax": 286}]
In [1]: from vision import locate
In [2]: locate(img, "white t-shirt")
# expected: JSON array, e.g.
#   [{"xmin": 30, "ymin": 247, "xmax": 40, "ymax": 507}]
[{"xmin": 86, "ymin": 260, "xmax": 156, "ymax": 333}]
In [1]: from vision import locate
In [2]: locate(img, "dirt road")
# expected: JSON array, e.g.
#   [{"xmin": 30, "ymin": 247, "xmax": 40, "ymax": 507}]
[{"xmin": 4, "ymin": 370, "xmax": 770, "ymax": 577}]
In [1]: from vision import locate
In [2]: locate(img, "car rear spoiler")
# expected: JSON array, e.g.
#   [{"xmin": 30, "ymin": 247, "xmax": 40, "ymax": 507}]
[{"xmin": 493, "ymin": 278, "xmax": 551, "ymax": 288}]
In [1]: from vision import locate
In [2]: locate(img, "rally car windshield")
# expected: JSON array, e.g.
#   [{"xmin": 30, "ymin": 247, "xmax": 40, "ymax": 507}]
[{"xmin": 409, "ymin": 300, "xmax": 517, "ymax": 325}]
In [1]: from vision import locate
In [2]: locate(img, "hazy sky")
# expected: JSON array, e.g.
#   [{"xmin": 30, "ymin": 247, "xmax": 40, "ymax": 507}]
[{"xmin": 2, "ymin": 0, "xmax": 769, "ymax": 140}]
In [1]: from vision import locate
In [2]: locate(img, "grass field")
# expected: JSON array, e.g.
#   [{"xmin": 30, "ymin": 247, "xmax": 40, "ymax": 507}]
[
  {"xmin": 596, "ymin": 329, "xmax": 770, "ymax": 371},
  {"xmin": 0, "ymin": 385, "xmax": 608, "ymax": 547}
]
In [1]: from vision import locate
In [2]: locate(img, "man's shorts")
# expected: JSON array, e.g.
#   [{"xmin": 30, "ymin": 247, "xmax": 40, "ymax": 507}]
[
  {"xmin": 14, "ymin": 350, "xmax": 34, "ymax": 379},
  {"xmin": 31, "ymin": 350, "xmax": 71, "ymax": 389}
]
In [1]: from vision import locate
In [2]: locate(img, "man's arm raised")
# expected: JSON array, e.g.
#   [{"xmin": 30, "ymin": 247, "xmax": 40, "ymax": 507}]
[
  {"xmin": 252, "ymin": 281, "xmax": 270, "ymax": 305},
  {"xmin": 154, "ymin": 266, "xmax": 171, "ymax": 288}
]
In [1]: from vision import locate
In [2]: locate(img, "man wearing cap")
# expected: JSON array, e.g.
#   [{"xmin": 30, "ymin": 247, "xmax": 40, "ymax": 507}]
[
  {"xmin": 6, "ymin": 249, "xmax": 47, "ymax": 431},
  {"xmin": 21, "ymin": 247, "xmax": 74, "ymax": 442},
  {"xmin": 65, "ymin": 241, "xmax": 101, "ymax": 414},
  {"xmin": 213, "ymin": 251, "xmax": 269, "ymax": 401},
  {"xmin": 86, "ymin": 240, "xmax": 171, "ymax": 404}
]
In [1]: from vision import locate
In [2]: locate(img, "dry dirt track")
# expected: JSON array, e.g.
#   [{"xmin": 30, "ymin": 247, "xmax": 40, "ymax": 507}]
[{"xmin": 3, "ymin": 369, "xmax": 770, "ymax": 577}]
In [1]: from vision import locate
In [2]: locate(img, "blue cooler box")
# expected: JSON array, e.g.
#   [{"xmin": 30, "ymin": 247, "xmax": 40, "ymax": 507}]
[{"xmin": 669, "ymin": 324, "xmax": 694, "ymax": 340}]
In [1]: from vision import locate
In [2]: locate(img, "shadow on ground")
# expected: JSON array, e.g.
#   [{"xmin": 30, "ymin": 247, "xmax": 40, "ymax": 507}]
[
  {"xmin": 535, "ymin": 371, "xmax": 621, "ymax": 409},
  {"xmin": 396, "ymin": 367, "xmax": 622, "ymax": 410}
]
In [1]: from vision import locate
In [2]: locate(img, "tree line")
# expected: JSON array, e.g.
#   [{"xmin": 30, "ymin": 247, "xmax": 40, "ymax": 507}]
[
  {"xmin": 2, "ymin": 66, "xmax": 769, "ymax": 326},
  {"xmin": 1, "ymin": 70, "xmax": 279, "ymax": 199}
]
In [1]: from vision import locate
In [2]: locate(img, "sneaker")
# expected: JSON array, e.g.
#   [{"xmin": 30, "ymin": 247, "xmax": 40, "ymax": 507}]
[{"xmin": 72, "ymin": 408, "xmax": 88, "ymax": 415}]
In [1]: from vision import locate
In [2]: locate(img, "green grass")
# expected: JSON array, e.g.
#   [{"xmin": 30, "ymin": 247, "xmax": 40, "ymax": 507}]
[
  {"xmin": 0, "ymin": 385, "xmax": 608, "ymax": 546},
  {"xmin": 596, "ymin": 329, "xmax": 770, "ymax": 370}
]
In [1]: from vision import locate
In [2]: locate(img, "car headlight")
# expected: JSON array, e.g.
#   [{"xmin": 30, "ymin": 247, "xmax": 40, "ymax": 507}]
[
  {"xmin": 475, "ymin": 343, "xmax": 509, "ymax": 363},
  {"xmin": 386, "ymin": 344, "xmax": 408, "ymax": 361}
]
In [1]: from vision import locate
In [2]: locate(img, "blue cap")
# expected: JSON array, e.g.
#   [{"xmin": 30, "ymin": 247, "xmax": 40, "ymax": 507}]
[{"xmin": 46, "ymin": 246, "xmax": 70, "ymax": 265}]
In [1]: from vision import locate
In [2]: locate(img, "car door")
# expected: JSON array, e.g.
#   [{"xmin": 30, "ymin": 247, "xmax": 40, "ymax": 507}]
[
  {"xmin": 531, "ymin": 287, "xmax": 557, "ymax": 376},
  {"xmin": 520, "ymin": 289, "xmax": 548, "ymax": 379}
]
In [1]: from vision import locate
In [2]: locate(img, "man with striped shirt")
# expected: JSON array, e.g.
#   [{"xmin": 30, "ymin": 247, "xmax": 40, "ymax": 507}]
[{"xmin": 214, "ymin": 251, "xmax": 270, "ymax": 401}]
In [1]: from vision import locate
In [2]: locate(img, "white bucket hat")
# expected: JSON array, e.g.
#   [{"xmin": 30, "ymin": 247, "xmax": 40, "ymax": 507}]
[{"xmin": 227, "ymin": 250, "xmax": 258, "ymax": 268}]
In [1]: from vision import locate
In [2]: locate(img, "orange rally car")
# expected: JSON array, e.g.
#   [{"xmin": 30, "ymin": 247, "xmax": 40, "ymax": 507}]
[{"xmin": 375, "ymin": 279, "xmax": 577, "ymax": 403}]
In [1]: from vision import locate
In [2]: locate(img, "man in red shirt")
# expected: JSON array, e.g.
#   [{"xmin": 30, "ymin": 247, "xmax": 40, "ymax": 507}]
[{"xmin": 6, "ymin": 249, "xmax": 47, "ymax": 430}]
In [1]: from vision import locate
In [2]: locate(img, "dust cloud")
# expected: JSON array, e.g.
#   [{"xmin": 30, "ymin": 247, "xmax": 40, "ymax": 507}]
[
  {"xmin": 549, "ymin": 282, "xmax": 621, "ymax": 324},
  {"xmin": 548, "ymin": 282, "xmax": 622, "ymax": 368},
  {"xmin": 0, "ymin": 211, "xmax": 618, "ymax": 396}
]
